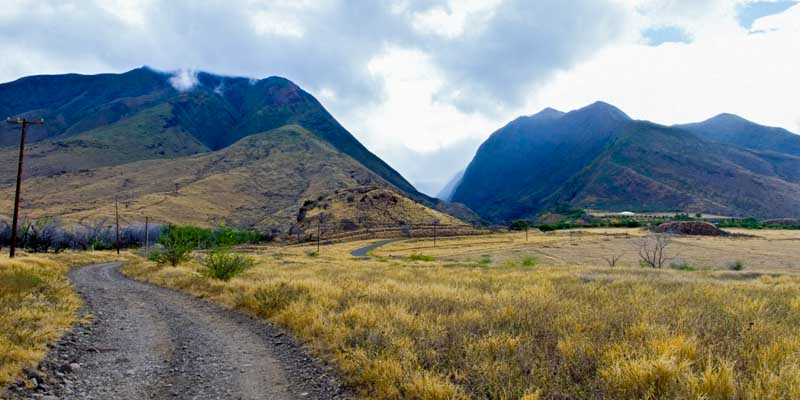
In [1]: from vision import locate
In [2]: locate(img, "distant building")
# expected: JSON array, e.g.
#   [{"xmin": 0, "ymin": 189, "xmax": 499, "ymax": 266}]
[{"xmin": 618, "ymin": 211, "xmax": 636, "ymax": 216}]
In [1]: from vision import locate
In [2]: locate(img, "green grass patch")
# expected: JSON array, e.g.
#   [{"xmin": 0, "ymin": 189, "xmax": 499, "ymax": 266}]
[{"xmin": 408, "ymin": 253, "xmax": 435, "ymax": 262}]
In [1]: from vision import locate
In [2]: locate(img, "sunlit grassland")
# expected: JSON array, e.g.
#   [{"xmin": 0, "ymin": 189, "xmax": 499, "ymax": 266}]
[
  {"xmin": 122, "ymin": 231, "xmax": 800, "ymax": 399},
  {"xmin": 0, "ymin": 251, "xmax": 127, "ymax": 387}
]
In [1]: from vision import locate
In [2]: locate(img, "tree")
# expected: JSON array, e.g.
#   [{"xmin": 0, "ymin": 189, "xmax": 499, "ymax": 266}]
[
  {"xmin": 509, "ymin": 220, "xmax": 530, "ymax": 231},
  {"xmin": 638, "ymin": 234, "xmax": 671, "ymax": 268}
]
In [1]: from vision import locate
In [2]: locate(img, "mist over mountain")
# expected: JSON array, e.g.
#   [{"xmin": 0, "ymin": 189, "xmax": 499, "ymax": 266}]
[{"xmin": 452, "ymin": 102, "xmax": 800, "ymax": 223}]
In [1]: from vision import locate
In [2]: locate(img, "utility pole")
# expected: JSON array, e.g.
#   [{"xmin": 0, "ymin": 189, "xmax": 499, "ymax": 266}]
[
  {"xmin": 144, "ymin": 216, "xmax": 150, "ymax": 257},
  {"xmin": 115, "ymin": 197, "xmax": 120, "ymax": 255},
  {"xmin": 433, "ymin": 220, "xmax": 439, "ymax": 247},
  {"xmin": 6, "ymin": 117, "xmax": 44, "ymax": 258}
]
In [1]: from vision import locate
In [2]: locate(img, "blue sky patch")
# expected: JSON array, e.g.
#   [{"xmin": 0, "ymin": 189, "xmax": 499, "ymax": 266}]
[
  {"xmin": 737, "ymin": 1, "xmax": 798, "ymax": 29},
  {"xmin": 642, "ymin": 25, "xmax": 693, "ymax": 46}
]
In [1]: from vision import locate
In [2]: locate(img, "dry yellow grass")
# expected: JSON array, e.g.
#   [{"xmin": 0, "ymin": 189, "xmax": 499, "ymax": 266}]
[
  {"xmin": 0, "ymin": 251, "xmax": 126, "ymax": 387},
  {"xmin": 123, "ymin": 231, "xmax": 800, "ymax": 399}
]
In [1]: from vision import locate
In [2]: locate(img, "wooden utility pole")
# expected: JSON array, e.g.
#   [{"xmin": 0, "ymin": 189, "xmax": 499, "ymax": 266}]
[
  {"xmin": 115, "ymin": 198, "xmax": 120, "ymax": 255},
  {"xmin": 144, "ymin": 216, "xmax": 150, "ymax": 256},
  {"xmin": 6, "ymin": 118, "xmax": 44, "ymax": 258}
]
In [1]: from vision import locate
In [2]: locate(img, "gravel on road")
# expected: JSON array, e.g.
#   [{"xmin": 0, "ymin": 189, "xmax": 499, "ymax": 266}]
[{"xmin": 4, "ymin": 262, "xmax": 352, "ymax": 400}]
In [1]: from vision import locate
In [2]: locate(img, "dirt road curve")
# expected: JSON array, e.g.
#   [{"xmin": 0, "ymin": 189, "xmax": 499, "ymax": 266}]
[
  {"xmin": 5, "ymin": 262, "xmax": 349, "ymax": 400},
  {"xmin": 350, "ymin": 239, "xmax": 396, "ymax": 258}
]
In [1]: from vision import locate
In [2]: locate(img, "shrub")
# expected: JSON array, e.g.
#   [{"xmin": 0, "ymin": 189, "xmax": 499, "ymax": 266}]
[
  {"xmin": 253, "ymin": 282, "xmax": 310, "ymax": 317},
  {"xmin": 479, "ymin": 256, "xmax": 492, "ymax": 265},
  {"xmin": 160, "ymin": 225, "xmax": 267, "ymax": 249},
  {"xmin": 726, "ymin": 260, "xmax": 746, "ymax": 271},
  {"xmin": 155, "ymin": 226, "xmax": 195, "ymax": 266},
  {"xmin": 202, "ymin": 249, "xmax": 254, "ymax": 281},
  {"xmin": 521, "ymin": 256, "xmax": 537, "ymax": 267},
  {"xmin": 408, "ymin": 254, "xmax": 434, "ymax": 262},
  {"xmin": 670, "ymin": 258, "xmax": 695, "ymax": 271}
]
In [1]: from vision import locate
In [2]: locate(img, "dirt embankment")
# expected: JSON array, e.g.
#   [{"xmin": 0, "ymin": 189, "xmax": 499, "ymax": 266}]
[{"xmin": 650, "ymin": 221, "xmax": 733, "ymax": 236}]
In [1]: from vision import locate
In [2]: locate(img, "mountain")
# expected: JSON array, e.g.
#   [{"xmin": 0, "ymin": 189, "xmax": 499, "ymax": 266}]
[
  {"xmin": 675, "ymin": 113, "xmax": 800, "ymax": 156},
  {"xmin": 451, "ymin": 102, "xmax": 800, "ymax": 222},
  {"xmin": 0, "ymin": 67, "xmax": 417, "ymax": 195},
  {"xmin": 0, "ymin": 68, "xmax": 471, "ymax": 230},
  {"xmin": 436, "ymin": 170, "xmax": 465, "ymax": 201},
  {"xmin": 0, "ymin": 125, "xmax": 466, "ymax": 232}
]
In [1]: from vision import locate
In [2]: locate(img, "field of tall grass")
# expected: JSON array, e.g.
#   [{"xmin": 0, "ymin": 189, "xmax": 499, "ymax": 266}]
[
  {"xmin": 0, "ymin": 251, "xmax": 123, "ymax": 387},
  {"xmin": 123, "ymin": 235, "xmax": 800, "ymax": 399}
]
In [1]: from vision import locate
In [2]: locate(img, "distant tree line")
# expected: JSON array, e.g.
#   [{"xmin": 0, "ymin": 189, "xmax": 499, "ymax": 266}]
[
  {"xmin": 0, "ymin": 219, "xmax": 271, "ymax": 254},
  {"xmin": 0, "ymin": 218, "xmax": 164, "ymax": 253}
]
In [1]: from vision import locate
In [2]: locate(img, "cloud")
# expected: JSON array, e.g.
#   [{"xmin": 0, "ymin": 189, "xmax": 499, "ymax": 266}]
[
  {"xmin": 526, "ymin": 3, "xmax": 800, "ymax": 134},
  {"xmin": 168, "ymin": 68, "xmax": 199, "ymax": 92},
  {"xmin": 0, "ymin": 0, "xmax": 797, "ymax": 195}
]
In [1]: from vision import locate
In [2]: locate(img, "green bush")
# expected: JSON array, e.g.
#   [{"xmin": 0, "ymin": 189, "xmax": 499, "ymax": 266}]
[
  {"xmin": 521, "ymin": 256, "xmax": 537, "ymax": 267},
  {"xmin": 160, "ymin": 225, "xmax": 268, "ymax": 250},
  {"xmin": 202, "ymin": 249, "xmax": 255, "ymax": 281},
  {"xmin": 155, "ymin": 226, "xmax": 195, "ymax": 266},
  {"xmin": 726, "ymin": 260, "xmax": 746, "ymax": 271},
  {"xmin": 479, "ymin": 256, "xmax": 492, "ymax": 265},
  {"xmin": 669, "ymin": 259, "xmax": 695, "ymax": 271},
  {"xmin": 408, "ymin": 253, "xmax": 434, "ymax": 262}
]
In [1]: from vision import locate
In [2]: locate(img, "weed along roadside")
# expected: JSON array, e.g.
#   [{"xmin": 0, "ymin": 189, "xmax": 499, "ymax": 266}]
[
  {"xmin": 120, "ymin": 231, "xmax": 800, "ymax": 399},
  {"xmin": 0, "ymin": 252, "xmax": 131, "ymax": 388}
]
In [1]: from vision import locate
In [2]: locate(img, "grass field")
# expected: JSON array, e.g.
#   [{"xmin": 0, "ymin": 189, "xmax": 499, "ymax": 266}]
[
  {"xmin": 122, "ymin": 228, "xmax": 800, "ymax": 399},
  {"xmin": 0, "ymin": 251, "xmax": 125, "ymax": 387}
]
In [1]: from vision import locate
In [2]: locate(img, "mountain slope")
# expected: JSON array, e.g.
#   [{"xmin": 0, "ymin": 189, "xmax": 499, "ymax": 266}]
[
  {"xmin": 452, "ymin": 103, "xmax": 800, "ymax": 222},
  {"xmin": 0, "ymin": 67, "xmax": 421, "ymax": 201},
  {"xmin": 675, "ymin": 113, "xmax": 800, "ymax": 156},
  {"xmin": 436, "ymin": 170, "xmax": 465, "ymax": 201},
  {"xmin": 451, "ymin": 102, "xmax": 629, "ymax": 221},
  {"xmin": 0, "ymin": 125, "xmax": 460, "ymax": 232}
]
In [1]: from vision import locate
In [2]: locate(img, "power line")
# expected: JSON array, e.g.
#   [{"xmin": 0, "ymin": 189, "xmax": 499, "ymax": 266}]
[{"xmin": 5, "ymin": 117, "xmax": 44, "ymax": 258}]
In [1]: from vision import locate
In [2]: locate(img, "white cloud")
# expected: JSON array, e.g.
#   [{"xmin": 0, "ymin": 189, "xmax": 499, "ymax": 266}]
[
  {"xmin": 526, "ymin": 3, "xmax": 800, "ymax": 132},
  {"xmin": 0, "ymin": 0, "xmax": 797, "ymax": 196},
  {"xmin": 168, "ymin": 68, "xmax": 199, "ymax": 92}
]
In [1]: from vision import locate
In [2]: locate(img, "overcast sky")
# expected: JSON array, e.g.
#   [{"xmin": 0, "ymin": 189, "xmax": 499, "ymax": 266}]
[{"xmin": 1, "ymin": 0, "xmax": 798, "ymax": 196}]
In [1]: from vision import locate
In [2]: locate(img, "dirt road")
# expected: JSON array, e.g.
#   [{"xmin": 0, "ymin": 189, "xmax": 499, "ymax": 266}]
[{"xmin": 5, "ymin": 262, "xmax": 349, "ymax": 399}]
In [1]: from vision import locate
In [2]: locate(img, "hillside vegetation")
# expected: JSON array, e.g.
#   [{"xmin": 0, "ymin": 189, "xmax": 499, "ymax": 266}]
[
  {"xmin": 0, "ymin": 126, "xmax": 457, "ymax": 234},
  {"xmin": 123, "ymin": 232, "xmax": 800, "ymax": 399},
  {"xmin": 0, "ymin": 67, "xmax": 471, "ymax": 231},
  {"xmin": 0, "ymin": 252, "xmax": 125, "ymax": 386},
  {"xmin": 452, "ymin": 102, "xmax": 800, "ymax": 223}
]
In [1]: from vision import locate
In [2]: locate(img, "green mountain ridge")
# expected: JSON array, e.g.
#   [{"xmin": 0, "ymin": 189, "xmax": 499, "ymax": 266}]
[
  {"xmin": 452, "ymin": 103, "xmax": 800, "ymax": 222},
  {"xmin": 0, "ymin": 67, "xmax": 477, "ymax": 227}
]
